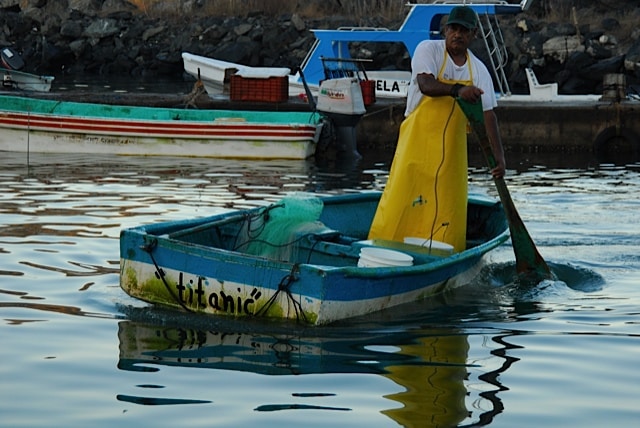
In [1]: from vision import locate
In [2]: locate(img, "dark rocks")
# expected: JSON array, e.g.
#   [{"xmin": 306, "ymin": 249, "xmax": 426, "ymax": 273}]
[{"xmin": 1, "ymin": 0, "xmax": 638, "ymax": 95}]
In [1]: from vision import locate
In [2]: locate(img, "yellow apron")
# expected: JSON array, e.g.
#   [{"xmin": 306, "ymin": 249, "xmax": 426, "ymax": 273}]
[{"xmin": 368, "ymin": 52, "xmax": 472, "ymax": 252}]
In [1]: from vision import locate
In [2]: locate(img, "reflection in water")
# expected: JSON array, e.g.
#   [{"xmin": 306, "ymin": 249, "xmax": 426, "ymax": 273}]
[
  {"xmin": 117, "ymin": 305, "xmax": 519, "ymax": 426},
  {"xmin": 381, "ymin": 333, "xmax": 469, "ymax": 427},
  {"xmin": 0, "ymin": 301, "xmax": 114, "ymax": 320}
]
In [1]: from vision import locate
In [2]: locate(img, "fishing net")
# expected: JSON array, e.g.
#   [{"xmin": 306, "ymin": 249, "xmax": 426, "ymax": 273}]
[{"xmin": 239, "ymin": 193, "xmax": 327, "ymax": 261}]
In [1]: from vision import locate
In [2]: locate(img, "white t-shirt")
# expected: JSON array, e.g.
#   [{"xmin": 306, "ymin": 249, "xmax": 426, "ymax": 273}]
[{"xmin": 405, "ymin": 39, "xmax": 497, "ymax": 117}]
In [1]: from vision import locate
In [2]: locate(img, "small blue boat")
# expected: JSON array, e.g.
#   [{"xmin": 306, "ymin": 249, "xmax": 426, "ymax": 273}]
[{"xmin": 120, "ymin": 192, "xmax": 508, "ymax": 325}]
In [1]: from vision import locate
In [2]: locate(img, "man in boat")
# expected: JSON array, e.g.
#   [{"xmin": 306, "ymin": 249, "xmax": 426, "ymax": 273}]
[{"xmin": 368, "ymin": 5, "xmax": 506, "ymax": 253}]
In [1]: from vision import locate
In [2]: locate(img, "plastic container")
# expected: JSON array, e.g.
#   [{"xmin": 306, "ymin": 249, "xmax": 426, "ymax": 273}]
[
  {"xmin": 230, "ymin": 74, "xmax": 288, "ymax": 103},
  {"xmin": 360, "ymin": 79, "xmax": 376, "ymax": 106},
  {"xmin": 358, "ymin": 247, "xmax": 413, "ymax": 267}
]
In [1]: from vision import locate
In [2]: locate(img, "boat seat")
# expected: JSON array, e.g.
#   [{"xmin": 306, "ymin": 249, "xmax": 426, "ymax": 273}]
[{"xmin": 525, "ymin": 68, "xmax": 557, "ymax": 101}]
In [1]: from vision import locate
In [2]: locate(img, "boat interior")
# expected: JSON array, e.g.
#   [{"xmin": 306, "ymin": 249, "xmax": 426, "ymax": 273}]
[{"xmin": 161, "ymin": 195, "xmax": 506, "ymax": 268}]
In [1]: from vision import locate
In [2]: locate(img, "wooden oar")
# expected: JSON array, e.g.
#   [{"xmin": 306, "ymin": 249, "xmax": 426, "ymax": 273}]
[{"xmin": 456, "ymin": 98, "xmax": 553, "ymax": 280}]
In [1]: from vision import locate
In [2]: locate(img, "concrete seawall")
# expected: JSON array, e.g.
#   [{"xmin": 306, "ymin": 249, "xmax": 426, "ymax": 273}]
[{"xmin": 357, "ymin": 98, "xmax": 640, "ymax": 156}]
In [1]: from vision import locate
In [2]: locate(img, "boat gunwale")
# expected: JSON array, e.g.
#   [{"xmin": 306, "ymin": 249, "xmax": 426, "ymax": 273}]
[{"xmin": 0, "ymin": 94, "xmax": 320, "ymax": 125}]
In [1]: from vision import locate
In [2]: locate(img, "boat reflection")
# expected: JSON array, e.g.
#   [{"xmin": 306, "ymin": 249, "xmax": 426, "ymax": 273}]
[{"xmin": 117, "ymin": 308, "xmax": 517, "ymax": 426}]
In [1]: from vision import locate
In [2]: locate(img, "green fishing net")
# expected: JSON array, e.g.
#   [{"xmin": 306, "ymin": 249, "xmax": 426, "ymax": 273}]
[{"xmin": 241, "ymin": 193, "xmax": 327, "ymax": 261}]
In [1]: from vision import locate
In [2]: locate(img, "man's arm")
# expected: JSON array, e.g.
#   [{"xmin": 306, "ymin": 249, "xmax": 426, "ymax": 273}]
[
  {"xmin": 416, "ymin": 73, "xmax": 484, "ymax": 103},
  {"xmin": 483, "ymin": 109, "xmax": 506, "ymax": 179}
]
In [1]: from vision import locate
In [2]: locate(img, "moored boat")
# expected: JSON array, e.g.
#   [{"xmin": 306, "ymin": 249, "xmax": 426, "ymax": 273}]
[
  {"xmin": 1, "ymin": 67, "xmax": 55, "ymax": 92},
  {"xmin": 1, "ymin": 47, "xmax": 54, "ymax": 92},
  {"xmin": 183, "ymin": 1, "xmax": 534, "ymax": 100},
  {"xmin": 182, "ymin": 52, "xmax": 292, "ymax": 97},
  {"xmin": 119, "ymin": 192, "xmax": 509, "ymax": 325},
  {"xmin": 0, "ymin": 94, "xmax": 323, "ymax": 159}
]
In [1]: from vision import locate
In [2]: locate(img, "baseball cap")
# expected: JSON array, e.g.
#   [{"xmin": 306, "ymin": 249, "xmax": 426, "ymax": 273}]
[{"xmin": 446, "ymin": 6, "xmax": 478, "ymax": 30}]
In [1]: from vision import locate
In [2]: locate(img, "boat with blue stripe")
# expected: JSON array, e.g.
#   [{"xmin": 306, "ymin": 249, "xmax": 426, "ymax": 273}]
[{"xmin": 120, "ymin": 192, "xmax": 508, "ymax": 325}]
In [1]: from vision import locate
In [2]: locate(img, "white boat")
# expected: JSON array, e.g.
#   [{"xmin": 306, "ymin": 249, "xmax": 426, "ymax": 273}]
[
  {"xmin": 1, "ymin": 47, "xmax": 54, "ymax": 92},
  {"xmin": 182, "ymin": 51, "xmax": 399, "ymax": 100},
  {"xmin": 1, "ymin": 67, "xmax": 54, "ymax": 92},
  {"xmin": 182, "ymin": 52, "xmax": 291, "ymax": 97},
  {"xmin": 0, "ymin": 94, "xmax": 323, "ymax": 159}
]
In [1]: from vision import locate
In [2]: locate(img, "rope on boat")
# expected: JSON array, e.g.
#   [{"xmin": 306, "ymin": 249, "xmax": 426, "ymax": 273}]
[
  {"xmin": 141, "ymin": 239, "xmax": 194, "ymax": 313},
  {"xmin": 183, "ymin": 79, "xmax": 206, "ymax": 109},
  {"xmin": 254, "ymin": 264, "xmax": 308, "ymax": 323}
]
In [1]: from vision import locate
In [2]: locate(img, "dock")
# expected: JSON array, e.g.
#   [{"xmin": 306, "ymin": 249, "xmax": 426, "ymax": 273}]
[{"xmin": 357, "ymin": 97, "xmax": 640, "ymax": 157}]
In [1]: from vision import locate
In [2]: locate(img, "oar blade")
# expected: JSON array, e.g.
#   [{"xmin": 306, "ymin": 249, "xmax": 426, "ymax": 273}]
[{"xmin": 456, "ymin": 98, "xmax": 553, "ymax": 280}]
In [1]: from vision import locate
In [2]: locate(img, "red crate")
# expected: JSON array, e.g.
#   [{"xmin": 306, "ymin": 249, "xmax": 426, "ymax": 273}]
[
  {"xmin": 360, "ymin": 80, "xmax": 376, "ymax": 106},
  {"xmin": 230, "ymin": 75, "xmax": 289, "ymax": 103}
]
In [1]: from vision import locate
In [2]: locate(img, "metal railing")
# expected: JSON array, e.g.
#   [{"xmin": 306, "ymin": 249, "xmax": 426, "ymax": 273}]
[{"xmin": 477, "ymin": 12, "xmax": 511, "ymax": 95}]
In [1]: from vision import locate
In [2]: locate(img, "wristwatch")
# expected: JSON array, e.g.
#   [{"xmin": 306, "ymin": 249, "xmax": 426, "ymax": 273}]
[{"xmin": 450, "ymin": 83, "xmax": 464, "ymax": 98}]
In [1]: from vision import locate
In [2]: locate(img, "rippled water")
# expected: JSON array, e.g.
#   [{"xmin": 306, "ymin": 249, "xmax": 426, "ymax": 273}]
[{"xmin": 1, "ymin": 150, "xmax": 639, "ymax": 427}]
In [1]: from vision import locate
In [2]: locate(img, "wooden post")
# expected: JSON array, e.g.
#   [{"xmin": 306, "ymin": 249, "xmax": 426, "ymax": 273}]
[{"xmin": 602, "ymin": 74, "xmax": 626, "ymax": 102}]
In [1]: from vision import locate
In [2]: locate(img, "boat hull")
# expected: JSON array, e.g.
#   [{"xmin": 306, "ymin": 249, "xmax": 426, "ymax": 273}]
[
  {"xmin": 120, "ymin": 192, "xmax": 509, "ymax": 324},
  {"xmin": 0, "ymin": 94, "xmax": 321, "ymax": 159}
]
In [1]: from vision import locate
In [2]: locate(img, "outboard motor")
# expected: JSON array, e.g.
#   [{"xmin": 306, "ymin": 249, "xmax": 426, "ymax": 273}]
[
  {"xmin": 1, "ymin": 47, "xmax": 25, "ymax": 70},
  {"xmin": 316, "ymin": 77, "xmax": 366, "ymax": 159}
]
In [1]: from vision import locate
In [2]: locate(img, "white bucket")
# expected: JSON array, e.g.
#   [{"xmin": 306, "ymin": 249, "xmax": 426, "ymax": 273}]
[
  {"xmin": 358, "ymin": 247, "xmax": 413, "ymax": 268},
  {"xmin": 403, "ymin": 237, "xmax": 454, "ymax": 254}
]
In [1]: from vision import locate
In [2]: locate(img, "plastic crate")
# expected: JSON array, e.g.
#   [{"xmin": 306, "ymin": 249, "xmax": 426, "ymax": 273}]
[
  {"xmin": 360, "ymin": 80, "xmax": 376, "ymax": 106},
  {"xmin": 230, "ymin": 75, "xmax": 288, "ymax": 103}
]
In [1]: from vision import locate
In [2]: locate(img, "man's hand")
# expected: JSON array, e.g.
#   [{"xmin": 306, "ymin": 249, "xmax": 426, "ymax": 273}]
[
  {"xmin": 457, "ymin": 85, "xmax": 483, "ymax": 104},
  {"xmin": 490, "ymin": 156, "xmax": 506, "ymax": 179}
]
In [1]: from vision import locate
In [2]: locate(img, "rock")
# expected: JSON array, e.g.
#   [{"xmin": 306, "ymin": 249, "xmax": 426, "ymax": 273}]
[
  {"xmin": 69, "ymin": 0, "xmax": 102, "ymax": 15},
  {"xmin": 84, "ymin": 18, "xmax": 120, "ymax": 39},
  {"xmin": 101, "ymin": 0, "xmax": 137, "ymax": 15},
  {"xmin": 624, "ymin": 38, "xmax": 640, "ymax": 75},
  {"xmin": 520, "ymin": 32, "xmax": 546, "ymax": 58},
  {"xmin": 68, "ymin": 39, "xmax": 87, "ymax": 58},
  {"xmin": 60, "ymin": 21, "xmax": 83, "ymax": 38},
  {"xmin": 586, "ymin": 39, "xmax": 613, "ymax": 60},
  {"xmin": 543, "ymin": 35, "xmax": 584, "ymax": 63},
  {"xmin": 566, "ymin": 51, "xmax": 596, "ymax": 73},
  {"xmin": 580, "ymin": 55, "xmax": 625, "ymax": 81},
  {"xmin": 142, "ymin": 26, "xmax": 165, "ymax": 42},
  {"xmin": 233, "ymin": 23, "xmax": 253, "ymax": 36},
  {"xmin": 291, "ymin": 14, "xmax": 306, "ymax": 32},
  {"xmin": 0, "ymin": 0, "xmax": 19, "ymax": 7},
  {"xmin": 516, "ymin": 18, "xmax": 529, "ymax": 33},
  {"xmin": 601, "ymin": 17, "xmax": 619, "ymax": 31}
]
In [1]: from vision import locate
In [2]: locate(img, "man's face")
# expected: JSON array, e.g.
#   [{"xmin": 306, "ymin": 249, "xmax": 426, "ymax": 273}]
[{"xmin": 444, "ymin": 24, "xmax": 476, "ymax": 55}]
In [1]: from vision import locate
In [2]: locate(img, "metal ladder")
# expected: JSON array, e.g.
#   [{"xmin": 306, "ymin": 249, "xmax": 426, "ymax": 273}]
[{"xmin": 477, "ymin": 12, "xmax": 511, "ymax": 96}]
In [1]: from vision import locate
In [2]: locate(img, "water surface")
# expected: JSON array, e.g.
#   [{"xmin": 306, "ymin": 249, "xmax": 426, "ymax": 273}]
[{"xmin": 1, "ymin": 151, "xmax": 639, "ymax": 427}]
